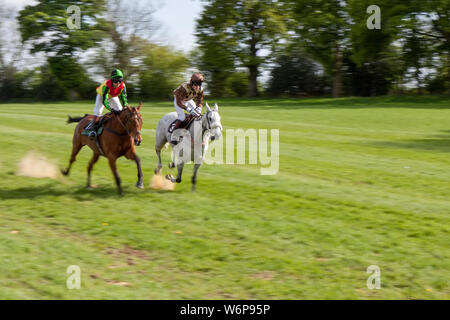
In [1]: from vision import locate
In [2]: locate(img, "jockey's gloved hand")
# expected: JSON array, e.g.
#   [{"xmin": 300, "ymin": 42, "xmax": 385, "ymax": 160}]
[
  {"xmin": 111, "ymin": 109, "xmax": 119, "ymax": 115},
  {"xmin": 186, "ymin": 105, "xmax": 194, "ymax": 113},
  {"xmin": 186, "ymin": 105, "xmax": 199, "ymax": 117},
  {"xmin": 195, "ymin": 107, "xmax": 202, "ymax": 116}
]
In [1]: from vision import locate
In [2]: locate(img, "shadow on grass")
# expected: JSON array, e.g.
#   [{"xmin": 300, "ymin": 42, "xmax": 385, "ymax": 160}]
[
  {"xmin": 368, "ymin": 130, "xmax": 450, "ymax": 153},
  {"xmin": 219, "ymin": 95, "xmax": 450, "ymax": 110},
  {"xmin": 0, "ymin": 183, "xmax": 122, "ymax": 201}
]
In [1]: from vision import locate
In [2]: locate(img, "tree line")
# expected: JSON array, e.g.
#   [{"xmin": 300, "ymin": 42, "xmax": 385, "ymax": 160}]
[{"xmin": 0, "ymin": 0, "xmax": 448, "ymax": 101}]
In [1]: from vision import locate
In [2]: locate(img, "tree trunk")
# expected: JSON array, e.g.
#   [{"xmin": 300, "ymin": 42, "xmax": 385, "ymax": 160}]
[
  {"xmin": 332, "ymin": 50, "xmax": 343, "ymax": 98},
  {"xmin": 248, "ymin": 66, "xmax": 258, "ymax": 97},
  {"xmin": 415, "ymin": 67, "xmax": 422, "ymax": 95},
  {"xmin": 247, "ymin": 32, "xmax": 259, "ymax": 97}
]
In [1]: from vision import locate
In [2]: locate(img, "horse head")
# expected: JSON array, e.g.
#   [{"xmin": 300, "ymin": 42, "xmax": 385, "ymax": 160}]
[
  {"xmin": 123, "ymin": 103, "xmax": 143, "ymax": 146},
  {"xmin": 204, "ymin": 102, "xmax": 223, "ymax": 141}
]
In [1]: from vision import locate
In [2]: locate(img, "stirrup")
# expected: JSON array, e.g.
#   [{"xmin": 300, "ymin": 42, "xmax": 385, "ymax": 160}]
[{"xmin": 88, "ymin": 131, "xmax": 97, "ymax": 139}]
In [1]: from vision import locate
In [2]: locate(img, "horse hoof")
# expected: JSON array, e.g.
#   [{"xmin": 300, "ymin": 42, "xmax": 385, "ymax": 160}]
[
  {"xmin": 61, "ymin": 169, "xmax": 69, "ymax": 176},
  {"xmin": 136, "ymin": 182, "xmax": 144, "ymax": 189},
  {"xmin": 165, "ymin": 174, "xmax": 174, "ymax": 182},
  {"xmin": 168, "ymin": 162, "xmax": 175, "ymax": 169},
  {"xmin": 154, "ymin": 168, "xmax": 161, "ymax": 175}
]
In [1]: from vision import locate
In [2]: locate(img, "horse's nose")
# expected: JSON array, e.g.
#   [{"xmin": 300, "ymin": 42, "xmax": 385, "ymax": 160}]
[
  {"xmin": 135, "ymin": 135, "xmax": 142, "ymax": 146},
  {"xmin": 211, "ymin": 136, "xmax": 216, "ymax": 141}
]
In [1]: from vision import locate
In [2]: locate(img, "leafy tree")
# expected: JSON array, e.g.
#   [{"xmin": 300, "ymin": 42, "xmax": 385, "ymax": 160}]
[
  {"xmin": 289, "ymin": 0, "xmax": 352, "ymax": 97},
  {"xmin": 138, "ymin": 44, "xmax": 188, "ymax": 99},
  {"xmin": 18, "ymin": 0, "xmax": 106, "ymax": 56},
  {"xmin": 196, "ymin": 0, "xmax": 287, "ymax": 97},
  {"xmin": 18, "ymin": 0, "xmax": 107, "ymax": 98},
  {"xmin": 223, "ymin": 72, "xmax": 249, "ymax": 97},
  {"xmin": 267, "ymin": 47, "xmax": 331, "ymax": 96},
  {"xmin": 416, "ymin": 0, "xmax": 450, "ymax": 92},
  {"xmin": 31, "ymin": 64, "xmax": 67, "ymax": 100},
  {"xmin": 89, "ymin": 0, "xmax": 158, "ymax": 81},
  {"xmin": 344, "ymin": 56, "xmax": 396, "ymax": 96}
]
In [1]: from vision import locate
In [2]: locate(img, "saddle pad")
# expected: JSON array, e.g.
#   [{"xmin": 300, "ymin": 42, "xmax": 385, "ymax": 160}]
[{"xmin": 82, "ymin": 124, "xmax": 104, "ymax": 137}]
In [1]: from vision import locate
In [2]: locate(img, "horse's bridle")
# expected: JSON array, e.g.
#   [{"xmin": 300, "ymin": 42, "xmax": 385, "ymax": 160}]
[
  {"xmin": 114, "ymin": 110, "xmax": 142, "ymax": 144},
  {"xmin": 205, "ymin": 110, "xmax": 212, "ymax": 131},
  {"xmin": 204, "ymin": 110, "xmax": 222, "ymax": 140}
]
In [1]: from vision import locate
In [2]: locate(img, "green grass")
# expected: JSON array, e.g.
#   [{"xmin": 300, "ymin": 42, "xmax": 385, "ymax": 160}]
[{"xmin": 0, "ymin": 96, "xmax": 449, "ymax": 299}]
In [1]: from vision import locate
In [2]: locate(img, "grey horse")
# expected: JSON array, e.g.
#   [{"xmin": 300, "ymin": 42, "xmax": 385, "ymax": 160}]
[{"xmin": 154, "ymin": 103, "xmax": 223, "ymax": 191}]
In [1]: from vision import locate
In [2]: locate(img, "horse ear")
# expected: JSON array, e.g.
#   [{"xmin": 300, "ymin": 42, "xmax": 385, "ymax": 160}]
[
  {"xmin": 138, "ymin": 102, "xmax": 142, "ymax": 111},
  {"xmin": 214, "ymin": 103, "xmax": 219, "ymax": 112},
  {"xmin": 206, "ymin": 102, "xmax": 212, "ymax": 112}
]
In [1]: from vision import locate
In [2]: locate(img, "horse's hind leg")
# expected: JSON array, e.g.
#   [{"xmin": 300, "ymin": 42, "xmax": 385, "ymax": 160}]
[
  {"xmin": 191, "ymin": 163, "xmax": 202, "ymax": 192},
  {"xmin": 108, "ymin": 157, "xmax": 122, "ymax": 195},
  {"xmin": 155, "ymin": 147, "xmax": 163, "ymax": 175},
  {"xmin": 87, "ymin": 153, "xmax": 100, "ymax": 188},
  {"xmin": 62, "ymin": 141, "xmax": 83, "ymax": 176}
]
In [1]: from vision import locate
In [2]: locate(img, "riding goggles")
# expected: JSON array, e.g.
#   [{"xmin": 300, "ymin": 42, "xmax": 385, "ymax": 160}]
[{"xmin": 191, "ymin": 80, "xmax": 203, "ymax": 86}]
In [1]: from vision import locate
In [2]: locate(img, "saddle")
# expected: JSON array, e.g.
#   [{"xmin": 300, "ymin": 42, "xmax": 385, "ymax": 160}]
[
  {"xmin": 168, "ymin": 114, "xmax": 196, "ymax": 133},
  {"xmin": 82, "ymin": 113, "xmax": 113, "ymax": 137}
]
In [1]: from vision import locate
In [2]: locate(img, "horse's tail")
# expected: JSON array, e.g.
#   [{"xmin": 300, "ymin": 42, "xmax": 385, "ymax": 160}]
[{"xmin": 66, "ymin": 114, "xmax": 88, "ymax": 124}]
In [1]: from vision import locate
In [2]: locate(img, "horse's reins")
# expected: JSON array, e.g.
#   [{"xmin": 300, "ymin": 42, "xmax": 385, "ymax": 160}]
[
  {"xmin": 105, "ymin": 111, "xmax": 140, "ymax": 137},
  {"xmin": 116, "ymin": 112, "xmax": 132, "ymax": 136}
]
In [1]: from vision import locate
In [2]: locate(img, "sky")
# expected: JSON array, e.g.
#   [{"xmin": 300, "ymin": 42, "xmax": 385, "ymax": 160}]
[
  {"xmin": 2, "ymin": 0, "xmax": 204, "ymax": 53},
  {"xmin": 152, "ymin": 0, "xmax": 204, "ymax": 53}
]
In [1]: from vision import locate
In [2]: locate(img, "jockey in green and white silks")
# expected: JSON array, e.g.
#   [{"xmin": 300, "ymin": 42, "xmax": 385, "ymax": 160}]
[{"xmin": 86, "ymin": 69, "xmax": 129, "ymax": 137}]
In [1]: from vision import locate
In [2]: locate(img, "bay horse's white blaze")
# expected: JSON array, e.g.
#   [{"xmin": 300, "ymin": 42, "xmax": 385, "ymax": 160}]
[{"xmin": 154, "ymin": 103, "xmax": 223, "ymax": 191}]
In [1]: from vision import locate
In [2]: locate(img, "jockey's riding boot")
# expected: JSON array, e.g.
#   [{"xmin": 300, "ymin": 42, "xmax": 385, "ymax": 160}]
[
  {"xmin": 87, "ymin": 116, "xmax": 98, "ymax": 139},
  {"xmin": 169, "ymin": 119, "xmax": 183, "ymax": 134}
]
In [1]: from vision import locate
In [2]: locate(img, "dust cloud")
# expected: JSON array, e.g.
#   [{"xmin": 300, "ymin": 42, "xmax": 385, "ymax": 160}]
[
  {"xmin": 17, "ymin": 151, "xmax": 62, "ymax": 180},
  {"xmin": 150, "ymin": 173, "xmax": 175, "ymax": 191}
]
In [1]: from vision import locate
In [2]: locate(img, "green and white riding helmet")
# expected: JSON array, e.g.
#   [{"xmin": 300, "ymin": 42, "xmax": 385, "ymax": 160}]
[{"xmin": 111, "ymin": 69, "xmax": 124, "ymax": 81}]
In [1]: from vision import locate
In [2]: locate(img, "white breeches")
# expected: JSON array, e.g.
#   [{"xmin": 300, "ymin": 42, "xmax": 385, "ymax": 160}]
[
  {"xmin": 174, "ymin": 97, "xmax": 196, "ymax": 121},
  {"xmin": 93, "ymin": 94, "xmax": 123, "ymax": 116}
]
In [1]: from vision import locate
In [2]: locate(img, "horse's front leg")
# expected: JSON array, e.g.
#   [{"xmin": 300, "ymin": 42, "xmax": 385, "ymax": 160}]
[
  {"xmin": 166, "ymin": 162, "xmax": 184, "ymax": 183},
  {"xmin": 191, "ymin": 163, "xmax": 202, "ymax": 192},
  {"xmin": 134, "ymin": 154, "xmax": 144, "ymax": 189},
  {"xmin": 168, "ymin": 149, "xmax": 176, "ymax": 169},
  {"xmin": 126, "ymin": 148, "xmax": 144, "ymax": 189},
  {"xmin": 62, "ymin": 140, "xmax": 83, "ymax": 176}
]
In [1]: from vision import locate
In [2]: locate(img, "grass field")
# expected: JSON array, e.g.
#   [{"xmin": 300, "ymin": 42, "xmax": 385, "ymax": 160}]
[{"xmin": 0, "ymin": 96, "xmax": 449, "ymax": 299}]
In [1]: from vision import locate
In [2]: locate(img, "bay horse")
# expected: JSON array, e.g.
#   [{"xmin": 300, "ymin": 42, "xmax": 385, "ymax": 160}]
[
  {"xmin": 154, "ymin": 103, "xmax": 222, "ymax": 191},
  {"xmin": 62, "ymin": 104, "xmax": 143, "ymax": 195}
]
